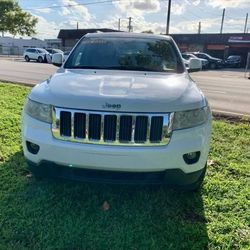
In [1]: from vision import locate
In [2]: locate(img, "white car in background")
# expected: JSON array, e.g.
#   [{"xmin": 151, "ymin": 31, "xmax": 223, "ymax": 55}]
[
  {"xmin": 182, "ymin": 53, "xmax": 209, "ymax": 69},
  {"xmin": 182, "ymin": 56, "xmax": 202, "ymax": 72},
  {"xmin": 23, "ymin": 48, "xmax": 50, "ymax": 63}
]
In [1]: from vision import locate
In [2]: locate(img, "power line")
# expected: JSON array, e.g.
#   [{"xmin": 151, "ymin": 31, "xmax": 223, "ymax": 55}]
[{"xmin": 23, "ymin": 0, "xmax": 121, "ymax": 11}]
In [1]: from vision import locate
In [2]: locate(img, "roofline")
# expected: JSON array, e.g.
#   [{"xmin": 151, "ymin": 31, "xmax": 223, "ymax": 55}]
[{"xmin": 84, "ymin": 32, "xmax": 172, "ymax": 40}]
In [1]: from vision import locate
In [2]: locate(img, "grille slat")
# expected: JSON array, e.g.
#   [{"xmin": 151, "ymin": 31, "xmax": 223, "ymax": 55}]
[
  {"xmin": 104, "ymin": 115, "xmax": 117, "ymax": 141},
  {"xmin": 53, "ymin": 108, "xmax": 171, "ymax": 146},
  {"xmin": 150, "ymin": 116, "xmax": 164, "ymax": 142},
  {"xmin": 60, "ymin": 111, "xmax": 71, "ymax": 137},
  {"xmin": 89, "ymin": 114, "xmax": 101, "ymax": 140},
  {"xmin": 119, "ymin": 116, "xmax": 132, "ymax": 142},
  {"xmin": 74, "ymin": 113, "xmax": 86, "ymax": 138},
  {"xmin": 134, "ymin": 116, "xmax": 148, "ymax": 143}
]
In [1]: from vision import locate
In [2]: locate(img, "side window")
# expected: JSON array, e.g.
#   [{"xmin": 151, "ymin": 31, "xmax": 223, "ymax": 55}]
[
  {"xmin": 30, "ymin": 49, "xmax": 36, "ymax": 53},
  {"xmin": 26, "ymin": 49, "xmax": 32, "ymax": 53}
]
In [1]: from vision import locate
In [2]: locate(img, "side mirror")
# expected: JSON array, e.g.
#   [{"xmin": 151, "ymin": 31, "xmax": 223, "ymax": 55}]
[
  {"xmin": 52, "ymin": 53, "xmax": 63, "ymax": 67},
  {"xmin": 188, "ymin": 58, "xmax": 202, "ymax": 72}
]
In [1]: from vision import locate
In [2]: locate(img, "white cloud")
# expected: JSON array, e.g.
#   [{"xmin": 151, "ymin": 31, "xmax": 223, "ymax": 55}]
[
  {"xmin": 31, "ymin": 14, "xmax": 59, "ymax": 39},
  {"xmin": 171, "ymin": 3, "xmax": 187, "ymax": 16},
  {"xmin": 207, "ymin": 0, "xmax": 249, "ymax": 8},
  {"xmin": 113, "ymin": 0, "xmax": 160, "ymax": 16},
  {"xmin": 58, "ymin": 0, "xmax": 91, "ymax": 21},
  {"xmin": 36, "ymin": 8, "xmax": 52, "ymax": 14}
]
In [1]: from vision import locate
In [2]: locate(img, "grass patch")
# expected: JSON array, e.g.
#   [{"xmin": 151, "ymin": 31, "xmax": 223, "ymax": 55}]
[{"xmin": 0, "ymin": 82, "xmax": 249, "ymax": 249}]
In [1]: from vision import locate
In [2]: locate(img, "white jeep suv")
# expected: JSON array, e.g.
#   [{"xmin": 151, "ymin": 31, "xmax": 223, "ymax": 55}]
[{"xmin": 22, "ymin": 33, "xmax": 212, "ymax": 190}]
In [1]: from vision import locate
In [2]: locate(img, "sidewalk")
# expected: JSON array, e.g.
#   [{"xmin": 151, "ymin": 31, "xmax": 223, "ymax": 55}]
[{"xmin": 0, "ymin": 55, "xmax": 23, "ymax": 61}]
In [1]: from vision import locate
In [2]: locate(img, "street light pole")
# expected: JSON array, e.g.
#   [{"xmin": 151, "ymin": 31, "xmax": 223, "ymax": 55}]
[
  {"xmin": 244, "ymin": 13, "xmax": 248, "ymax": 33},
  {"xmin": 220, "ymin": 8, "xmax": 225, "ymax": 34},
  {"xmin": 166, "ymin": 0, "xmax": 172, "ymax": 35},
  {"xmin": 118, "ymin": 18, "xmax": 120, "ymax": 31},
  {"xmin": 128, "ymin": 17, "xmax": 132, "ymax": 32}
]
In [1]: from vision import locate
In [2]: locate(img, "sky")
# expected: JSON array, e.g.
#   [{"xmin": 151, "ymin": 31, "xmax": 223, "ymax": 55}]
[{"xmin": 16, "ymin": 0, "xmax": 250, "ymax": 39}]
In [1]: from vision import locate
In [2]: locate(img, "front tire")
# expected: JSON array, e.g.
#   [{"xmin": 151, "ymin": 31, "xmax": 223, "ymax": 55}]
[
  {"xmin": 25, "ymin": 55, "xmax": 30, "ymax": 62},
  {"xmin": 37, "ymin": 56, "xmax": 43, "ymax": 63}
]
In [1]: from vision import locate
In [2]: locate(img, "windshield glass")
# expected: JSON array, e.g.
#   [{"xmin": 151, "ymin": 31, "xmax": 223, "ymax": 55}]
[{"xmin": 64, "ymin": 37, "xmax": 184, "ymax": 73}]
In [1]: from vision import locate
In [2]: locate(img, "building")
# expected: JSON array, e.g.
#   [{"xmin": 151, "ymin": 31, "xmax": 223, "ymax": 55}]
[
  {"xmin": 57, "ymin": 28, "xmax": 120, "ymax": 48},
  {"xmin": 45, "ymin": 39, "xmax": 62, "ymax": 49},
  {"xmin": 171, "ymin": 33, "xmax": 250, "ymax": 64},
  {"xmin": 0, "ymin": 37, "xmax": 47, "ymax": 55}
]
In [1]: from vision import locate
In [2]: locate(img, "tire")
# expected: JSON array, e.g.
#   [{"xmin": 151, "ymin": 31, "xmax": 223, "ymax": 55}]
[
  {"xmin": 210, "ymin": 63, "xmax": 216, "ymax": 69},
  {"xmin": 25, "ymin": 55, "xmax": 30, "ymax": 62},
  {"xmin": 37, "ymin": 56, "xmax": 43, "ymax": 63}
]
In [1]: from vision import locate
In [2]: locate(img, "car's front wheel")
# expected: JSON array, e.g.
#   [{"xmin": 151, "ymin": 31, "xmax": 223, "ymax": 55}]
[
  {"xmin": 25, "ymin": 55, "xmax": 30, "ymax": 62},
  {"xmin": 37, "ymin": 56, "xmax": 43, "ymax": 63}
]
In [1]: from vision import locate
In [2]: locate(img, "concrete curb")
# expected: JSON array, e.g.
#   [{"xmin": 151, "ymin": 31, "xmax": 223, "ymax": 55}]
[
  {"xmin": 0, "ymin": 79, "xmax": 36, "ymax": 87},
  {"xmin": 212, "ymin": 110, "xmax": 250, "ymax": 122}
]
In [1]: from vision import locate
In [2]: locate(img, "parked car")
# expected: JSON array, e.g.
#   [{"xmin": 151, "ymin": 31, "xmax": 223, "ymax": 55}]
[
  {"xmin": 23, "ymin": 48, "xmax": 50, "ymax": 63},
  {"xmin": 22, "ymin": 32, "xmax": 212, "ymax": 191},
  {"xmin": 182, "ymin": 56, "xmax": 202, "ymax": 72},
  {"xmin": 191, "ymin": 52, "xmax": 223, "ymax": 69},
  {"xmin": 182, "ymin": 53, "xmax": 209, "ymax": 69},
  {"xmin": 224, "ymin": 55, "xmax": 242, "ymax": 68},
  {"xmin": 182, "ymin": 57, "xmax": 202, "ymax": 72},
  {"xmin": 46, "ymin": 48, "xmax": 64, "ymax": 56}
]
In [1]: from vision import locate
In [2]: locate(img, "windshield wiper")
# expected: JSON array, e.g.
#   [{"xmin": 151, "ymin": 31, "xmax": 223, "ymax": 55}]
[
  {"xmin": 67, "ymin": 65, "xmax": 108, "ymax": 69},
  {"xmin": 103, "ymin": 66, "xmax": 160, "ymax": 72},
  {"xmin": 67, "ymin": 65, "xmax": 166, "ymax": 72}
]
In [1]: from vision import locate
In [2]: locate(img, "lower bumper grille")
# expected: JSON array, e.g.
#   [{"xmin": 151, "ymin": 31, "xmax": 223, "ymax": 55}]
[{"xmin": 52, "ymin": 107, "xmax": 173, "ymax": 146}]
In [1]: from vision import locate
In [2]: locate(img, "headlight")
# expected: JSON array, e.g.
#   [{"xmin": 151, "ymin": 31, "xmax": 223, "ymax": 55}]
[
  {"xmin": 173, "ymin": 106, "xmax": 211, "ymax": 130},
  {"xmin": 24, "ymin": 98, "xmax": 52, "ymax": 123}
]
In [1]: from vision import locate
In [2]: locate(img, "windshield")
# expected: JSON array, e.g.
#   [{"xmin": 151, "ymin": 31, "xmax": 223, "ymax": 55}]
[{"xmin": 64, "ymin": 37, "xmax": 184, "ymax": 73}]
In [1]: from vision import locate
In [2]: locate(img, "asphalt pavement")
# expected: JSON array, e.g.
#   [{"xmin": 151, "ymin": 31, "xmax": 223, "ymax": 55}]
[{"xmin": 0, "ymin": 58, "xmax": 249, "ymax": 116}]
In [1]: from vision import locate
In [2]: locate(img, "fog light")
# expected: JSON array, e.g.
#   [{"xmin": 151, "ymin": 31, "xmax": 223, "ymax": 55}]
[
  {"xmin": 26, "ymin": 141, "xmax": 40, "ymax": 155},
  {"xmin": 183, "ymin": 151, "xmax": 200, "ymax": 164}
]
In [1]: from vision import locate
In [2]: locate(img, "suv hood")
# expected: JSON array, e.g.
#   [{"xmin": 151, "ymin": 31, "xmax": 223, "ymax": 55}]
[{"xmin": 29, "ymin": 69, "xmax": 205, "ymax": 113}]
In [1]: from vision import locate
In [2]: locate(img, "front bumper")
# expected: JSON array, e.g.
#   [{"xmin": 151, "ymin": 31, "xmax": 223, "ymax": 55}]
[
  {"xmin": 22, "ymin": 112, "xmax": 212, "ymax": 175},
  {"xmin": 27, "ymin": 159, "xmax": 206, "ymax": 186}
]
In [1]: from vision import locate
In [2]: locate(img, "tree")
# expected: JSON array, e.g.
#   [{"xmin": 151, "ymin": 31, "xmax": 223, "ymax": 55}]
[{"xmin": 0, "ymin": 0, "xmax": 38, "ymax": 37}]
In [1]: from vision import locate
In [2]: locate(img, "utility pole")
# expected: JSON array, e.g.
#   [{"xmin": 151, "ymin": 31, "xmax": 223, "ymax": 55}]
[
  {"xmin": 244, "ymin": 13, "xmax": 248, "ymax": 33},
  {"xmin": 77, "ymin": 22, "xmax": 79, "ymax": 30},
  {"xmin": 118, "ymin": 18, "xmax": 121, "ymax": 31},
  {"xmin": 128, "ymin": 17, "xmax": 133, "ymax": 32},
  {"xmin": 198, "ymin": 22, "xmax": 201, "ymax": 34},
  {"xmin": 166, "ymin": 0, "xmax": 172, "ymax": 34},
  {"xmin": 220, "ymin": 8, "xmax": 225, "ymax": 34}
]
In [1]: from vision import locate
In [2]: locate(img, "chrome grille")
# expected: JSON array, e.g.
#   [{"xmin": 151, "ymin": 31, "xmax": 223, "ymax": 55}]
[{"xmin": 52, "ymin": 107, "xmax": 173, "ymax": 146}]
